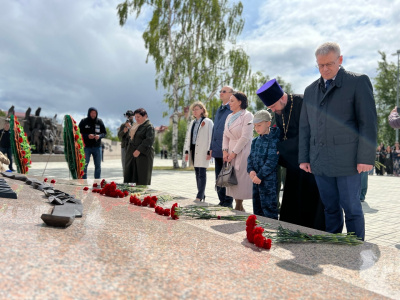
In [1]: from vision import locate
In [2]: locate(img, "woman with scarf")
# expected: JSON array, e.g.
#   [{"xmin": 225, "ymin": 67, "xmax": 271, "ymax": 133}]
[{"xmin": 124, "ymin": 108, "xmax": 155, "ymax": 185}]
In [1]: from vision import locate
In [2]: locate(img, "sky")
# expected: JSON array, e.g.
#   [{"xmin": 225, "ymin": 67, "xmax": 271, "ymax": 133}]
[{"xmin": 1, "ymin": 0, "xmax": 399, "ymax": 134}]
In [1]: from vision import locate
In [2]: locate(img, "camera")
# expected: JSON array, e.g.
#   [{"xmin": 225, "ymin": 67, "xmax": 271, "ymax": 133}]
[{"xmin": 124, "ymin": 110, "xmax": 134, "ymax": 118}]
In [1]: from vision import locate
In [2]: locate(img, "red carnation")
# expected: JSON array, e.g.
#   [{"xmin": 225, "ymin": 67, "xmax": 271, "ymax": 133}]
[
  {"xmin": 19, "ymin": 137, "xmax": 23, "ymax": 143},
  {"xmin": 44, "ymin": 178, "xmax": 48, "ymax": 182},
  {"xmin": 17, "ymin": 128, "xmax": 21, "ymax": 133},
  {"xmin": 158, "ymin": 208, "xmax": 165, "ymax": 215},
  {"xmin": 171, "ymin": 203, "xmax": 179, "ymax": 220},
  {"xmin": 93, "ymin": 183, "xmax": 98, "ymax": 187},
  {"xmin": 151, "ymin": 195, "xmax": 158, "ymax": 202},
  {"xmin": 74, "ymin": 125, "xmax": 78, "ymax": 131},
  {"xmin": 217, "ymin": 216, "xmax": 221, "ymax": 220},
  {"xmin": 21, "ymin": 150, "xmax": 26, "ymax": 156},
  {"xmin": 253, "ymin": 226, "xmax": 264, "ymax": 235},
  {"xmin": 50, "ymin": 179, "xmax": 56, "ymax": 184},
  {"xmin": 149, "ymin": 200, "xmax": 156, "ymax": 208},
  {"xmin": 83, "ymin": 187, "xmax": 89, "ymax": 191},
  {"xmin": 246, "ymin": 227, "xmax": 255, "ymax": 243},
  {"xmin": 25, "ymin": 166, "xmax": 29, "ymax": 172},
  {"xmin": 74, "ymin": 134, "xmax": 79, "ymax": 141},
  {"xmin": 23, "ymin": 158, "xmax": 28, "ymax": 164},
  {"xmin": 24, "ymin": 132, "xmax": 27, "ymax": 137},
  {"xmin": 246, "ymin": 215, "xmax": 257, "ymax": 228},
  {"xmin": 16, "ymin": 121, "xmax": 20, "ymax": 125},
  {"xmin": 163, "ymin": 209, "xmax": 171, "ymax": 216},
  {"xmin": 263, "ymin": 238, "xmax": 272, "ymax": 249},
  {"xmin": 92, "ymin": 189, "xmax": 97, "ymax": 193},
  {"xmin": 254, "ymin": 234, "xmax": 265, "ymax": 248},
  {"xmin": 123, "ymin": 191, "xmax": 129, "ymax": 196}
]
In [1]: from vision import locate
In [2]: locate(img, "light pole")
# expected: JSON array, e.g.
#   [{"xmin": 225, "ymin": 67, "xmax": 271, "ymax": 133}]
[{"xmin": 392, "ymin": 49, "xmax": 400, "ymax": 143}]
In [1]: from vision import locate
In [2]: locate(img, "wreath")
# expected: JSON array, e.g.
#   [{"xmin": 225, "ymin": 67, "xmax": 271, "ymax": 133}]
[
  {"xmin": 63, "ymin": 115, "xmax": 86, "ymax": 179},
  {"xmin": 9, "ymin": 115, "xmax": 32, "ymax": 174}
]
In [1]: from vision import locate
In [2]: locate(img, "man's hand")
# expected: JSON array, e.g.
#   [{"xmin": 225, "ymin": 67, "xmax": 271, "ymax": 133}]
[
  {"xmin": 299, "ymin": 163, "xmax": 312, "ymax": 173},
  {"xmin": 133, "ymin": 150, "xmax": 140, "ymax": 158},
  {"xmin": 391, "ymin": 106, "xmax": 398, "ymax": 114},
  {"xmin": 94, "ymin": 135, "xmax": 100, "ymax": 140},
  {"xmin": 357, "ymin": 163, "xmax": 373, "ymax": 173},
  {"xmin": 206, "ymin": 150, "xmax": 212, "ymax": 161},
  {"xmin": 89, "ymin": 134, "xmax": 95, "ymax": 139}
]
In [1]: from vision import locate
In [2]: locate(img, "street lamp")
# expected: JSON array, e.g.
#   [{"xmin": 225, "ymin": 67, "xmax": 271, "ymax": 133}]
[{"xmin": 392, "ymin": 49, "xmax": 400, "ymax": 143}]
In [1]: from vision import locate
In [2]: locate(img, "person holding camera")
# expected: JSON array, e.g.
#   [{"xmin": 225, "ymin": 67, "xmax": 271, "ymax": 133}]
[
  {"xmin": 118, "ymin": 110, "xmax": 135, "ymax": 174},
  {"xmin": 388, "ymin": 106, "xmax": 400, "ymax": 129},
  {"xmin": 79, "ymin": 107, "xmax": 107, "ymax": 179}
]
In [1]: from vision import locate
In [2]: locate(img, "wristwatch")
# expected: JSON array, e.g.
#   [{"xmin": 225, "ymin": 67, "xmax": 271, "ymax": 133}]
[
  {"xmin": 222, "ymin": 149, "xmax": 228, "ymax": 152},
  {"xmin": 231, "ymin": 150, "xmax": 236, "ymax": 154}
]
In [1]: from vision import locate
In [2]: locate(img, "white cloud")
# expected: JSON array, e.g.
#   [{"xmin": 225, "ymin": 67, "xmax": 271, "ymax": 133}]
[
  {"xmin": 0, "ymin": 0, "xmax": 170, "ymax": 133},
  {"xmin": 240, "ymin": 0, "xmax": 400, "ymax": 93}
]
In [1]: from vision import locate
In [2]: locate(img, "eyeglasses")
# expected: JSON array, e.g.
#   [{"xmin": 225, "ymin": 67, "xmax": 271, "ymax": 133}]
[
  {"xmin": 192, "ymin": 108, "xmax": 202, "ymax": 112},
  {"xmin": 316, "ymin": 57, "xmax": 340, "ymax": 69},
  {"xmin": 219, "ymin": 90, "xmax": 232, "ymax": 94}
]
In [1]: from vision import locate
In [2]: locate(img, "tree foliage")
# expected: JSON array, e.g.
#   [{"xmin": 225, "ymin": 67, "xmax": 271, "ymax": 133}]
[
  {"xmin": 105, "ymin": 127, "xmax": 119, "ymax": 141},
  {"xmin": 117, "ymin": 0, "xmax": 249, "ymax": 168},
  {"xmin": 162, "ymin": 119, "xmax": 187, "ymax": 156},
  {"xmin": 374, "ymin": 51, "xmax": 398, "ymax": 146}
]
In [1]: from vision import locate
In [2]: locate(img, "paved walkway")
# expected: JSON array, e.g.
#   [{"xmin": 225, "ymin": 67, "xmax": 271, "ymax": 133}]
[{"xmin": 28, "ymin": 156, "xmax": 400, "ymax": 249}]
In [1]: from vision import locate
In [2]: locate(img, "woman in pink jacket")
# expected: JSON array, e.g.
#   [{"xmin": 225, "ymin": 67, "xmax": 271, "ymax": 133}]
[{"xmin": 222, "ymin": 92, "xmax": 254, "ymax": 211}]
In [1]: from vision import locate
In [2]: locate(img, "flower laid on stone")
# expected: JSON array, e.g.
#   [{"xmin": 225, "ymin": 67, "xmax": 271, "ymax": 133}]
[
  {"xmin": 50, "ymin": 179, "xmax": 56, "ymax": 184},
  {"xmin": 172, "ymin": 205, "xmax": 248, "ymax": 221},
  {"xmin": 246, "ymin": 215, "xmax": 363, "ymax": 247},
  {"xmin": 246, "ymin": 215, "xmax": 271, "ymax": 249},
  {"xmin": 130, "ymin": 195, "xmax": 158, "ymax": 208},
  {"xmin": 44, "ymin": 178, "xmax": 48, "ymax": 182},
  {"xmin": 83, "ymin": 187, "xmax": 89, "ymax": 191}
]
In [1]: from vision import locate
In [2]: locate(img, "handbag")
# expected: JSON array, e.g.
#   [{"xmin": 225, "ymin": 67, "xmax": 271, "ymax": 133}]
[{"xmin": 216, "ymin": 162, "xmax": 238, "ymax": 188}]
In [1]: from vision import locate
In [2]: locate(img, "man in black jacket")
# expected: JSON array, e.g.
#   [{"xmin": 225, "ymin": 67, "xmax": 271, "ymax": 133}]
[
  {"xmin": 79, "ymin": 107, "xmax": 107, "ymax": 179},
  {"xmin": 299, "ymin": 42, "xmax": 377, "ymax": 240}
]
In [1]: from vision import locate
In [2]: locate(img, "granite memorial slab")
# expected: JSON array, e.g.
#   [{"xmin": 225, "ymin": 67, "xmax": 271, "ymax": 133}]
[{"xmin": 0, "ymin": 176, "xmax": 398, "ymax": 299}]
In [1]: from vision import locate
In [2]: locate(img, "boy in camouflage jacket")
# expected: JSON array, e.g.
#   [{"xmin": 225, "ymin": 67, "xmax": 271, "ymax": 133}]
[{"xmin": 247, "ymin": 110, "xmax": 280, "ymax": 219}]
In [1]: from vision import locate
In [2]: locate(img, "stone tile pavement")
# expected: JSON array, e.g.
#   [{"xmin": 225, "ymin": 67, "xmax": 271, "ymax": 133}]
[{"xmin": 29, "ymin": 156, "xmax": 400, "ymax": 249}]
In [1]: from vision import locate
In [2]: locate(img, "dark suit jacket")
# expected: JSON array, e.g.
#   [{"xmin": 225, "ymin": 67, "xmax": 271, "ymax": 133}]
[{"xmin": 299, "ymin": 67, "xmax": 377, "ymax": 177}]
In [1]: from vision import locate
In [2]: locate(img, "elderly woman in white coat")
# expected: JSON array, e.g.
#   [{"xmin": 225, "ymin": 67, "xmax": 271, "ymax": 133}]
[
  {"xmin": 222, "ymin": 92, "xmax": 254, "ymax": 211},
  {"xmin": 184, "ymin": 102, "xmax": 214, "ymax": 202}
]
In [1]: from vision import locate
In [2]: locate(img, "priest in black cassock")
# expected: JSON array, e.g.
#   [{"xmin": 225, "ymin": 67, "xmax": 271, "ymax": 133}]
[{"xmin": 256, "ymin": 79, "xmax": 325, "ymax": 231}]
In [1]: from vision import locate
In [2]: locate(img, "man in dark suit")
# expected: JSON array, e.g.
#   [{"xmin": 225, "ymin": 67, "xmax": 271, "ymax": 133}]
[
  {"xmin": 299, "ymin": 42, "xmax": 377, "ymax": 240},
  {"xmin": 209, "ymin": 86, "xmax": 234, "ymax": 208}
]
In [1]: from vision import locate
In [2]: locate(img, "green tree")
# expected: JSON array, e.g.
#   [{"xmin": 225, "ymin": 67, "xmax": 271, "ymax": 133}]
[
  {"xmin": 154, "ymin": 138, "xmax": 160, "ymax": 155},
  {"xmin": 105, "ymin": 127, "xmax": 119, "ymax": 141},
  {"xmin": 162, "ymin": 119, "xmax": 187, "ymax": 156},
  {"xmin": 117, "ymin": 0, "xmax": 248, "ymax": 168},
  {"xmin": 374, "ymin": 51, "xmax": 398, "ymax": 146}
]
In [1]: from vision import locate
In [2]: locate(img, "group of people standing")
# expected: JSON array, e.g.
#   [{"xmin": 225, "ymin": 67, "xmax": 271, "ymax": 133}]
[
  {"xmin": 376, "ymin": 143, "xmax": 400, "ymax": 176},
  {"xmin": 185, "ymin": 41, "xmax": 378, "ymax": 241}
]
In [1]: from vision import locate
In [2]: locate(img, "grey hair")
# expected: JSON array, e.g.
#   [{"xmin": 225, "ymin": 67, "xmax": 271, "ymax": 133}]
[{"xmin": 315, "ymin": 42, "xmax": 341, "ymax": 57}]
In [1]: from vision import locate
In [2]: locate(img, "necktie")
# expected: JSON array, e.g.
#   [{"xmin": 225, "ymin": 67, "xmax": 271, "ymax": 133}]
[{"xmin": 325, "ymin": 79, "xmax": 333, "ymax": 90}]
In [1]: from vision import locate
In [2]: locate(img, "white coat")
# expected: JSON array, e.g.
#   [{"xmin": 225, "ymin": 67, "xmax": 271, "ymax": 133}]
[{"xmin": 184, "ymin": 118, "xmax": 214, "ymax": 168}]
